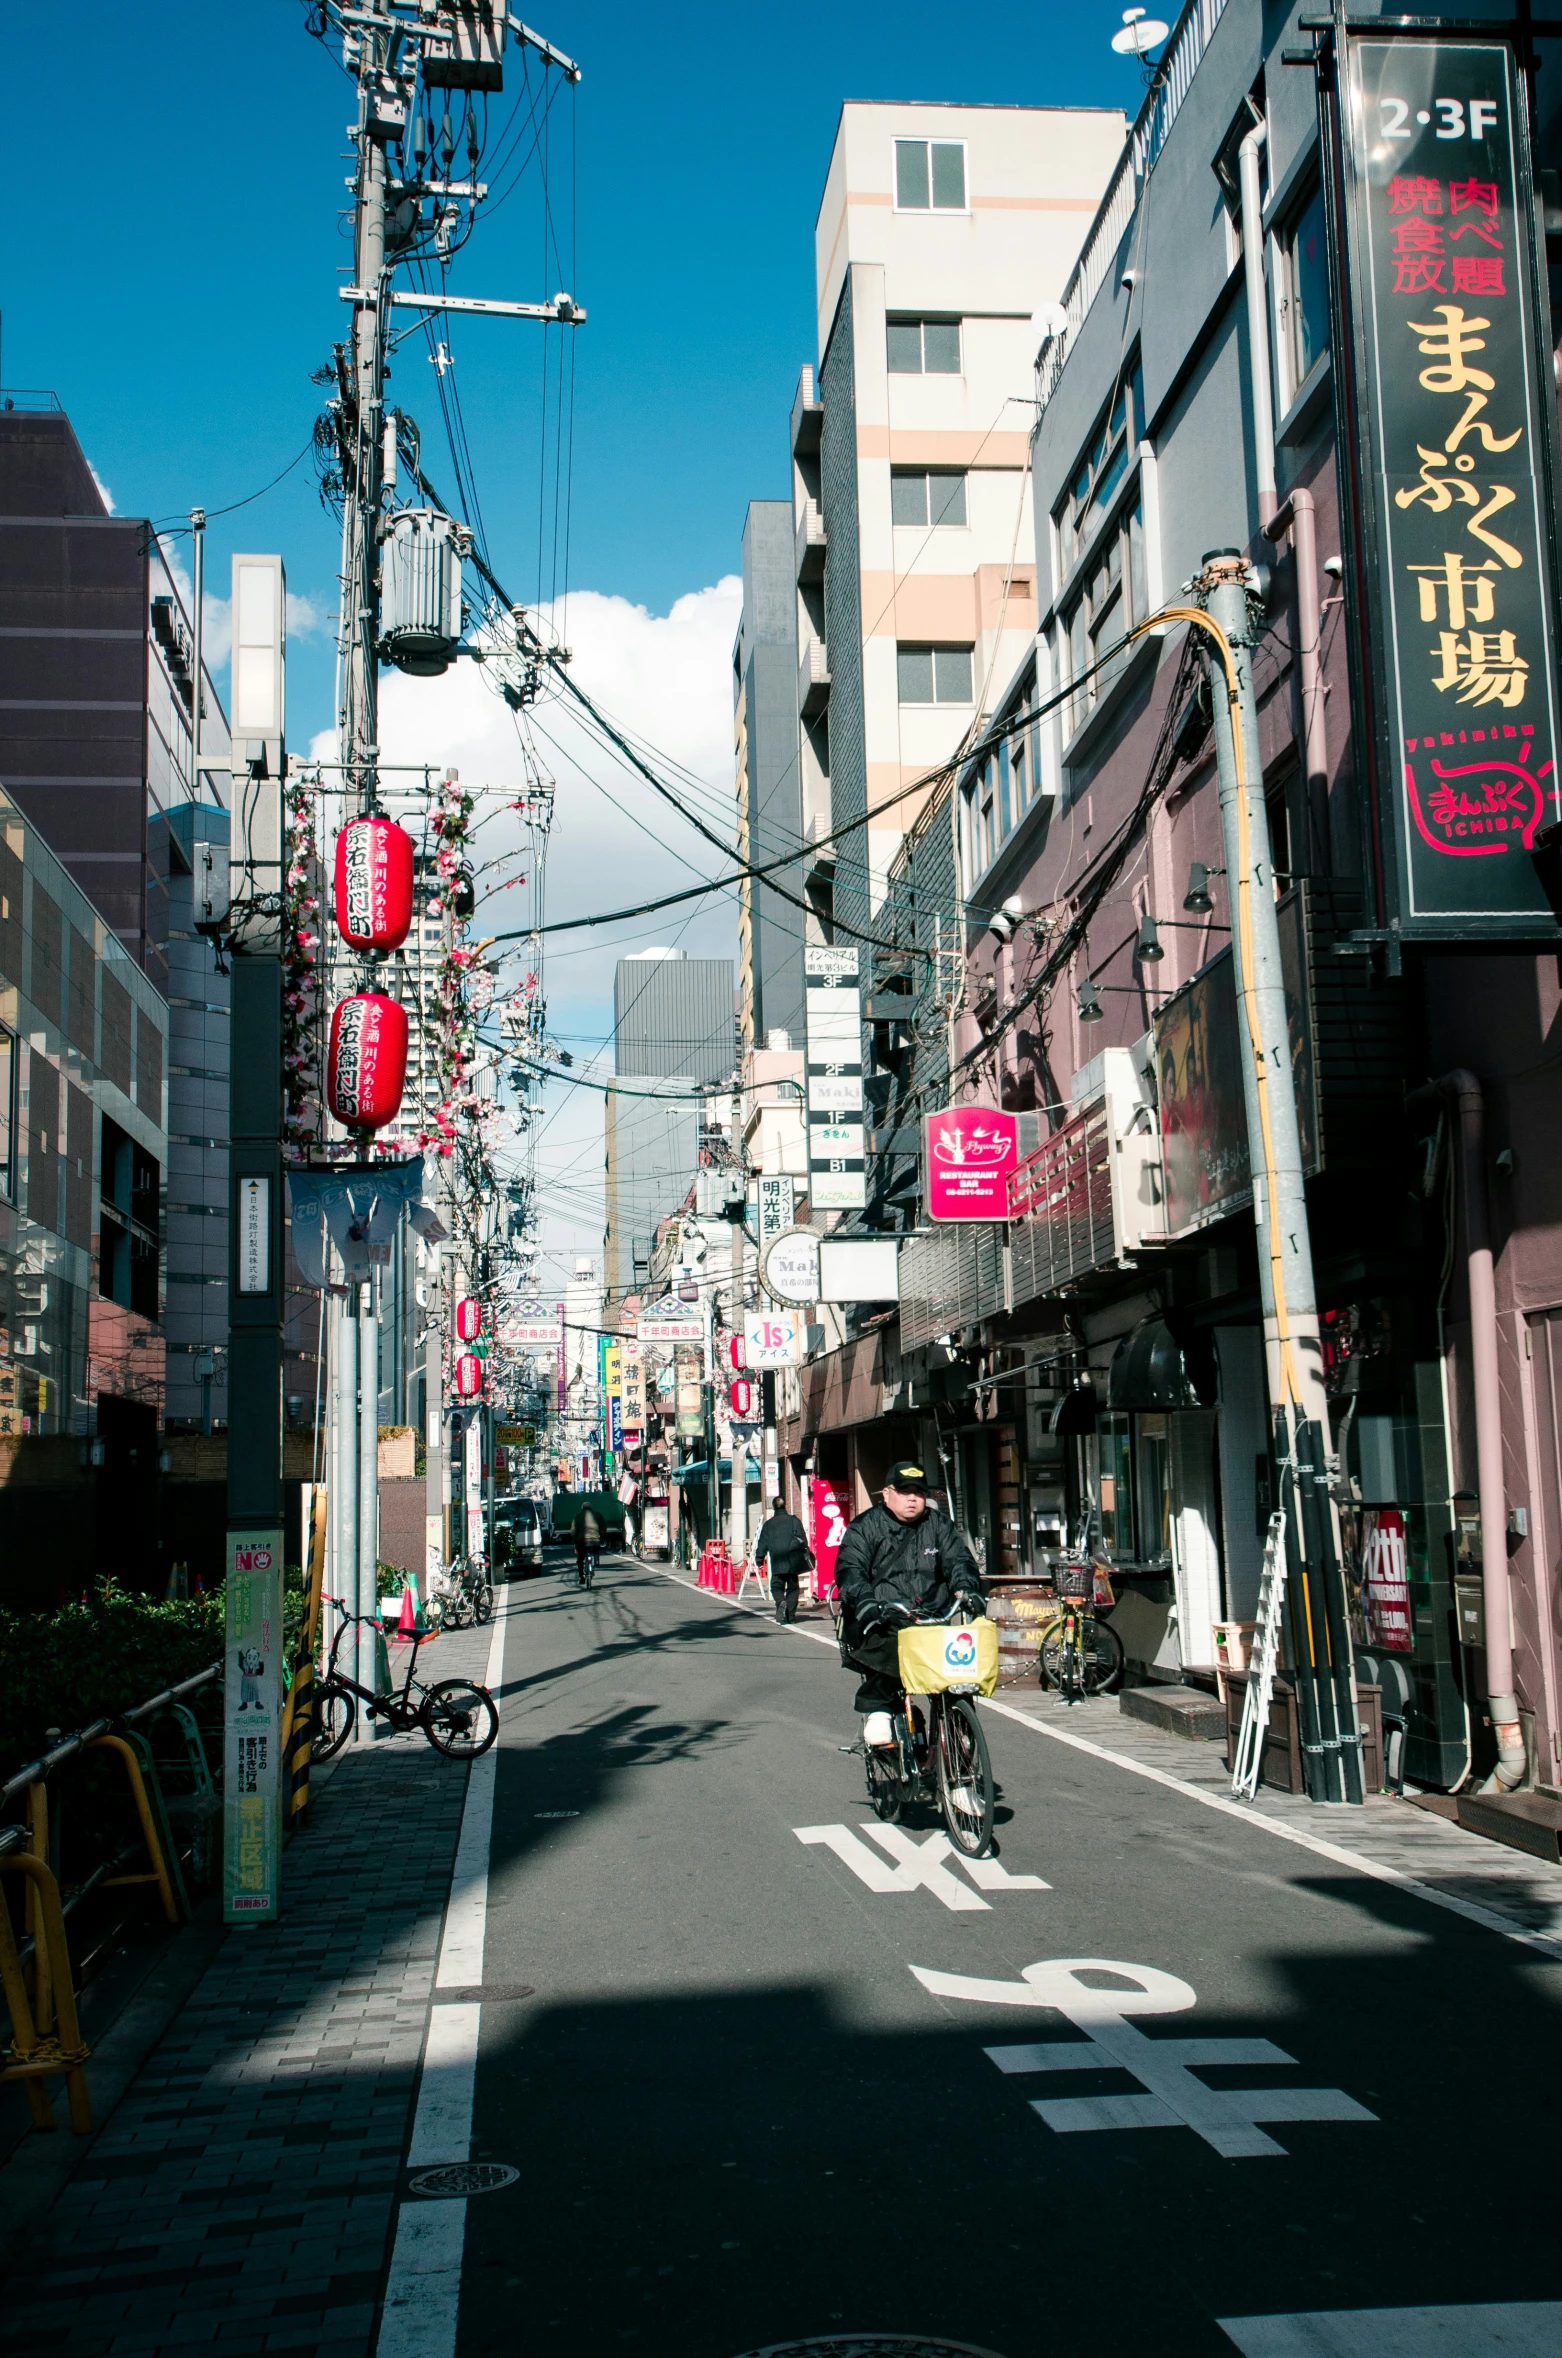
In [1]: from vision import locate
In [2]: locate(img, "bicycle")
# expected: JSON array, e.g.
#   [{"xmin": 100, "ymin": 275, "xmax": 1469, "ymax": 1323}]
[
  {"xmin": 574, "ymin": 1542, "xmax": 600, "ymax": 1590},
  {"xmin": 843, "ymin": 1604, "xmax": 997, "ymax": 1857},
  {"xmin": 440, "ymin": 1560, "xmax": 494, "ymax": 1630},
  {"xmin": 310, "ymin": 1596, "xmax": 499, "ymax": 1760},
  {"xmin": 1039, "ymin": 1558, "xmax": 1125, "ymax": 1703}
]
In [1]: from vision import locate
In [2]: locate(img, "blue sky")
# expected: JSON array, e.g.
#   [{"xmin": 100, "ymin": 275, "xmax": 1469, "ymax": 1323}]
[
  {"xmin": 2, "ymin": 1, "xmax": 1143, "ymax": 1280},
  {"xmin": 3, "ymin": 0, "xmax": 1138, "ymax": 745}
]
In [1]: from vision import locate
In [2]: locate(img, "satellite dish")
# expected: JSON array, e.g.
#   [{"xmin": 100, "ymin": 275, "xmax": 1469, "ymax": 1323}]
[{"xmin": 1112, "ymin": 6, "xmax": 1169, "ymax": 55}]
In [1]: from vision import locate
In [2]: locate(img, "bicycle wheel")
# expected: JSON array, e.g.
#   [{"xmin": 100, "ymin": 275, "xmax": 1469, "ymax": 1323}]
[
  {"xmin": 420, "ymin": 1679, "xmax": 499, "ymax": 1759},
  {"xmin": 865, "ymin": 1747, "xmax": 903, "ymax": 1823},
  {"xmin": 474, "ymin": 1579, "xmax": 494, "ymax": 1624},
  {"xmin": 311, "ymin": 1680, "xmax": 356, "ymax": 1761},
  {"xmin": 1043, "ymin": 1615, "xmax": 1124, "ymax": 1696},
  {"xmin": 936, "ymin": 1696, "xmax": 995, "ymax": 1856}
]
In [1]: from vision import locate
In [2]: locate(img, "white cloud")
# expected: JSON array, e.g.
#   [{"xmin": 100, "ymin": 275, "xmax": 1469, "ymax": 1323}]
[
  {"xmin": 308, "ymin": 574, "xmax": 744, "ymax": 1284},
  {"xmin": 163, "ymin": 562, "xmax": 331, "ymax": 673},
  {"xmin": 88, "ymin": 462, "xmax": 115, "ymax": 514}
]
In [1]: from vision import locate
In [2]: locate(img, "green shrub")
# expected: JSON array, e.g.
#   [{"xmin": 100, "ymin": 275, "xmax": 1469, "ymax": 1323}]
[{"xmin": 0, "ymin": 1582, "xmax": 225, "ymax": 1769}]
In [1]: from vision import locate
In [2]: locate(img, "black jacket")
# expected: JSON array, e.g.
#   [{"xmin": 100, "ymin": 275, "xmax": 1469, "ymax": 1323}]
[
  {"xmin": 833, "ymin": 1501, "xmax": 983, "ymax": 1634},
  {"xmin": 754, "ymin": 1511, "xmax": 810, "ymax": 1579},
  {"xmin": 575, "ymin": 1506, "xmax": 604, "ymax": 1548}
]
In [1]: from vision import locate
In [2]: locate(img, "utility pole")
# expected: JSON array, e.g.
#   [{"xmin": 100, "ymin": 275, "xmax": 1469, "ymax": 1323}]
[
  {"xmin": 222, "ymin": 553, "xmax": 288, "ymax": 1921},
  {"xmin": 1199, "ymin": 553, "xmax": 1362, "ymax": 1807}
]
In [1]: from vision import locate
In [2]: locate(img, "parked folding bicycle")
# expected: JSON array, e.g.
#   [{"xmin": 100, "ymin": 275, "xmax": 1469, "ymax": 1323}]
[{"xmin": 310, "ymin": 1595, "xmax": 498, "ymax": 1759}]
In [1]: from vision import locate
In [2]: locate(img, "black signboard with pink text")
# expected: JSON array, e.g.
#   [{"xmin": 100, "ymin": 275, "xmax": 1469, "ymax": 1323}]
[{"xmin": 1327, "ymin": 34, "xmax": 1562, "ymax": 938}]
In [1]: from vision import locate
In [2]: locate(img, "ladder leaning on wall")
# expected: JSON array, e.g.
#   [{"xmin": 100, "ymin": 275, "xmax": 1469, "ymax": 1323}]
[{"xmin": 1231, "ymin": 1509, "xmax": 1288, "ymax": 1801}]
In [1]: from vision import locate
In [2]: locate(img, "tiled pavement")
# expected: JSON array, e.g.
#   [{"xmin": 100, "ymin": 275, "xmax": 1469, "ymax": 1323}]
[{"xmin": 0, "ymin": 1608, "xmax": 501, "ymax": 2358}]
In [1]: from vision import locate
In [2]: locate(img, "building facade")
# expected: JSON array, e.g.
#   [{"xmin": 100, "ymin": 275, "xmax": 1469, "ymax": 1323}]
[
  {"xmin": 792, "ymin": 0, "xmax": 1562, "ymax": 1802},
  {"xmin": 733, "ymin": 500, "xmax": 805, "ymax": 1056},
  {"xmin": 603, "ymin": 949, "xmax": 735, "ymax": 1311}
]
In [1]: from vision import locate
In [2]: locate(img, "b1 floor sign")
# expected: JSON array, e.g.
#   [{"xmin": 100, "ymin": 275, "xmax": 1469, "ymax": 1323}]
[
  {"xmin": 911, "ymin": 1955, "xmax": 1377, "ymax": 2159},
  {"xmin": 224, "ymin": 1528, "xmax": 284, "ymax": 1923}
]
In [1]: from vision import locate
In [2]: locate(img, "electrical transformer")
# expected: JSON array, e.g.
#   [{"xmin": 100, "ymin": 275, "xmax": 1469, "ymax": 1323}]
[{"xmin": 379, "ymin": 509, "xmax": 468, "ymax": 676}]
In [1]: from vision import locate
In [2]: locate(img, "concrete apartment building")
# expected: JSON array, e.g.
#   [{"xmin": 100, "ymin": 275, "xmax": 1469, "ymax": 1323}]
[
  {"xmin": 733, "ymin": 502, "xmax": 804, "ymax": 1055},
  {"xmin": 602, "ymin": 949, "xmax": 735, "ymax": 1311},
  {"xmin": 791, "ymin": 101, "xmax": 1125, "ymax": 944}
]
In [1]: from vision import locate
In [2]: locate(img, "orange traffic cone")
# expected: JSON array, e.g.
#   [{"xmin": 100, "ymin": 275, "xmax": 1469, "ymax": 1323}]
[{"xmin": 397, "ymin": 1582, "xmax": 417, "ymax": 1641}]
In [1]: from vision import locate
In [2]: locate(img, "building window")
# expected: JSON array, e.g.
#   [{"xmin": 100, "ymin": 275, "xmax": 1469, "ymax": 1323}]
[
  {"xmin": 1056, "ymin": 363, "xmax": 1144, "ymax": 579},
  {"xmin": 897, "ymin": 643, "xmax": 974, "ymax": 705},
  {"xmin": 894, "ymin": 138, "xmax": 967, "ymax": 212},
  {"xmin": 0, "ymin": 1027, "xmax": 12, "ymax": 1200},
  {"xmin": 1278, "ymin": 178, "xmax": 1329, "ymax": 400},
  {"xmin": 887, "ymin": 317, "xmax": 962, "ymax": 376},
  {"xmin": 1061, "ymin": 497, "xmax": 1147, "ymax": 740},
  {"xmin": 890, "ymin": 468, "xmax": 967, "ymax": 527},
  {"xmin": 100, "ymin": 1114, "xmax": 160, "ymax": 1322}
]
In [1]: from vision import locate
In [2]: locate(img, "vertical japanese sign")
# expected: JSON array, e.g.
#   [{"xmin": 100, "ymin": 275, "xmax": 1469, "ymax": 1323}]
[
  {"xmin": 1333, "ymin": 35, "xmax": 1561, "ymax": 936},
  {"xmin": 620, "ymin": 1335, "xmax": 645, "ymax": 1432},
  {"xmin": 756, "ymin": 1173, "xmax": 797, "ymax": 1250},
  {"xmin": 809, "ymin": 1476, "xmax": 851, "ymax": 1601},
  {"xmin": 675, "ymin": 1342, "xmax": 704, "ymax": 1438},
  {"xmin": 805, "ymin": 945, "xmax": 865, "ymax": 1208},
  {"xmin": 224, "ymin": 1529, "xmax": 283, "ymax": 1924},
  {"xmin": 465, "ymin": 1416, "xmax": 484, "ymax": 1561}
]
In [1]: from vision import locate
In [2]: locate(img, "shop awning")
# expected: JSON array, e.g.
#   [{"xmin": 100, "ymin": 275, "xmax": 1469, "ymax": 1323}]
[
  {"xmin": 1051, "ymin": 1381, "xmax": 1098, "ymax": 1437},
  {"xmin": 1108, "ymin": 1317, "xmax": 1205, "ymax": 1410}
]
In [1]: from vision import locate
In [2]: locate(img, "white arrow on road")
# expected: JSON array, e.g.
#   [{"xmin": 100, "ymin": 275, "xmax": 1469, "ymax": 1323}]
[
  {"xmin": 910, "ymin": 1956, "xmax": 1376, "ymax": 2159},
  {"xmin": 794, "ymin": 1822, "xmax": 1049, "ymax": 1912}
]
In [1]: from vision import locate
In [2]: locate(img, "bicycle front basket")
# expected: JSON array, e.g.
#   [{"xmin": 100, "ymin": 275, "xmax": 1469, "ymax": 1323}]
[
  {"xmin": 898, "ymin": 1618, "xmax": 999, "ymax": 1698},
  {"xmin": 1057, "ymin": 1560, "xmax": 1093, "ymax": 1601}
]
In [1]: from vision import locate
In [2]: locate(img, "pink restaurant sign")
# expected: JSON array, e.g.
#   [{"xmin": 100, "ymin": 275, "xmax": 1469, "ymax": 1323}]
[{"xmin": 924, "ymin": 1106, "xmax": 1019, "ymax": 1222}]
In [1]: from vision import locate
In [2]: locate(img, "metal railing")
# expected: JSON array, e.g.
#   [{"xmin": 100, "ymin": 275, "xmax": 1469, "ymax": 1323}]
[
  {"xmin": 0, "ymin": 388, "xmax": 64, "ymax": 413},
  {"xmin": 1035, "ymin": 0, "xmax": 1230, "ymax": 412}
]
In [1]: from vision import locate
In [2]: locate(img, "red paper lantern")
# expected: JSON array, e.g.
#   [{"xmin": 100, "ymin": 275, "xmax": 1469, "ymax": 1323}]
[
  {"xmin": 334, "ymin": 814, "xmax": 414, "ymax": 951},
  {"xmin": 327, "ymin": 992, "xmax": 409, "ymax": 1130},
  {"xmin": 728, "ymin": 1333, "xmax": 745, "ymax": 1370},
  {"xmin": 456, "ymin": 1297, "xmax": 482, "ymax": 1342},
  {"xmin": 456, "ymin": 1353, "xmax": 483, "ymax": 1399},
  {"xmin": 729, "ymin": 1376, "xmax": 754, "ymax": 1419}
]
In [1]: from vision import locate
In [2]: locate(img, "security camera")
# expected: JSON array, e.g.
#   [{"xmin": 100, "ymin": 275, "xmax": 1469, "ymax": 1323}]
[
  {"xmin": 1323, "ymin": 554, "xmax": 1344, "ymax": 579},
  {"xmin": 989, "ymin": 895, "xmax": 1025, "ymax": 944}
]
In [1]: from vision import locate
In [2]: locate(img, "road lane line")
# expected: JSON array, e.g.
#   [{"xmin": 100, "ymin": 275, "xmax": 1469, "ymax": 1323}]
[
  {"xmin": 375, "ymin": 1593, "xmax": 509, "ymax": 2358},
  {"xmin": 647, "ymin": 1560, "xmax": 1562, "ymax": 1963}
]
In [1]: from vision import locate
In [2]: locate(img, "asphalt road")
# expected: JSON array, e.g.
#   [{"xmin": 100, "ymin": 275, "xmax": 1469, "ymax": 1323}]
[{"xmin": 452, "ymin": 1553, "xmax": 1562, "ymax": 2358}]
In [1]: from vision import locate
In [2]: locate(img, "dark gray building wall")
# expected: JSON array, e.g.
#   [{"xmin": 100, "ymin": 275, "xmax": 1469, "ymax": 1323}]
[
  {"xmin": 156, "ymin": 803, "xmax": 230, "ymax": 1431},
  {"xmin": 737, "ymin": 501, "xmax": 804, "ymax": 1047},
  {"xmin": 613, "ymin": 953, "xmax": 735, "ymax": 1082},
  {"xmin": 820, "ymin": 280, "xmax": 866, "ymax": 939}
]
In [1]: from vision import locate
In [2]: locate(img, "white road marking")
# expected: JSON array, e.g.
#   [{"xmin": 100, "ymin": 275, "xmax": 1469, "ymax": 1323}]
[
  {"xmin": 910, "ymin": 1955, "xmax": 1376, "ymax": 2159},
  {"xmin": 376, "ymin": 1598, "xmax": 508, "ymax": 2358},
  {"xmin": 655, "ymin": 1561, "xmax": 1562, "ymax": 1962},
  {"xmin": 1217, "ymin": 2305, "xmax": 1562, "ymax": 2355},
  {"xmin": 794, "ymin": 1821, "xmax": 1050, "ymax": 1911}
]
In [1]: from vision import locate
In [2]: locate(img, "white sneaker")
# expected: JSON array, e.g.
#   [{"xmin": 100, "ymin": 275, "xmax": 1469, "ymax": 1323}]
[{"xmin": 863, "ymin": 1711, "xmax": 896, "ymax": 1750}]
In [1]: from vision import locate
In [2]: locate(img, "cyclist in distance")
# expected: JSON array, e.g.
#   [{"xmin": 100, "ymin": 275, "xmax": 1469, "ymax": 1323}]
[
  {"xmin": 834, "ymin": 1459, "xmax": 986, "ymax": 1736},
  {"xmin": 573, "ymin": 1498, "xmax": 605, "ymax": 1587}
]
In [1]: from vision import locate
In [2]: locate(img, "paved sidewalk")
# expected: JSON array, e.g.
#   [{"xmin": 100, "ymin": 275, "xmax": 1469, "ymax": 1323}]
[{"xmin": 0, "ymin": 1606, "xmax": 503, "ymax": 2358}]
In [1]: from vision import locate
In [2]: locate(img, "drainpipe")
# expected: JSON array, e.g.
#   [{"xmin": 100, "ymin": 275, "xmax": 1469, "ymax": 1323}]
[
  {"xmin": 1265, "ymin": 488, "xmax": 1329, "ymax": 874},
  {"xmin": 1438, "ymin": 1070, "xmax": 1527, "ymax": 1790},
  {"xmin": 1238, "ymin": 123, "xmax": 1278, "ymax": 529}
]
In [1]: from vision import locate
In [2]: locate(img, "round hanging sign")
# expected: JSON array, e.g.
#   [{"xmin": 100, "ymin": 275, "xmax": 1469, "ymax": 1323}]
[
  {"xmin": 333, "ymin": 814, "xmax": 414, "ymax": 951},
  {"xmin": 761, "ymin": 1228, "xmax": 821, "ymax": 1305},
  {"xmin": 327, "ymin": 992, "xmax": 409, "ymax": 1131}
]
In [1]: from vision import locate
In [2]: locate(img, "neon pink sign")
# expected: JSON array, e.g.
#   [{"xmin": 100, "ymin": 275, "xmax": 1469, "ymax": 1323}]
[{"xmin": 925, "ymin": 1105, "xmax": 1018, "ymax": 1222}]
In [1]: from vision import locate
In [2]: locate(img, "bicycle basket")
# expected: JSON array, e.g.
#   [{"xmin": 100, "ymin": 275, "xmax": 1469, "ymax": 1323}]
[
  {"xmin": 897, "ymin": 1618, "xmax": 999, "ymax": 1697},
  {"xmin": 1057, "ymin": 1560, "xmax": 1093, "ymax": 1601}
]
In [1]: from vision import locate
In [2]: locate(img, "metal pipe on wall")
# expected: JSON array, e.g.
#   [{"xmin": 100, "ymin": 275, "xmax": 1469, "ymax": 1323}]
[
  {"xmin": 1264, "ymin": 488, "xmax": 1331, "ymax": 876},
  {"xmin": 1438, "ymin": 1070, "xmax": 1527, "ymax": 1791},
  {"xmin": 335, "ymin": 1297, "xmax": 359, "ymax": 1698},
  {"xmin": 1238, "ymin": 122, "xmax": 1278, "ymax": 529},
  {"xmin": 358, "ymin": 1280, "xmax": 381, "ymax": 1723}
]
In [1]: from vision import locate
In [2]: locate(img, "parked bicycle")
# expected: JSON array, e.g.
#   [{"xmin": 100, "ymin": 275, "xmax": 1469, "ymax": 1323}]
[
  {"xmin": 438, "ymin": 1560, "xmax": 494, "ymax": 1630},
  {"xmin": 311, "ymin": 1597, "xmax": 498, "ymax": 1759},
  {"xmin": 842, "ymin": 1605, "xmax": 998, "ymax": 1857},
  {"xmin": 1039, "ymin": 1556, "xmax": 1125, "ymax": 1702}
]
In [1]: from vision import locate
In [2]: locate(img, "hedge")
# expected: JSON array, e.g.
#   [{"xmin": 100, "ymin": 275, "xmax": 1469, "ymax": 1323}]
[{"xmin": 0, "ymin": 1583, "xmax": 225, "ymax": 1771}]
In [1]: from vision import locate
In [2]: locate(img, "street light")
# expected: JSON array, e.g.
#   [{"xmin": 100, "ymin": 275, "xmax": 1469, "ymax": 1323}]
[
  {"xmin": 1078, "ymin": 979, "xmax": 1104, "ymax": 1023},
  {"xmin": 1183, "ymin": 862, "xmax": 1216, "ymax": 914},
  {"xmin": 1135, "ymin": 912, "xmax": 1164, "ymax": 963}
]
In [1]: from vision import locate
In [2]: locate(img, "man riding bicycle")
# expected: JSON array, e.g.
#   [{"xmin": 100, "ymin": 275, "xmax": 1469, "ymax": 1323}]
[
  {"xmin": 573, "ymin": 1500, "xmax": 605, "ymax": 1587},
  {"xmin": 833, "ymin": 1460, "xmax": 985, "ymax": 1740}
]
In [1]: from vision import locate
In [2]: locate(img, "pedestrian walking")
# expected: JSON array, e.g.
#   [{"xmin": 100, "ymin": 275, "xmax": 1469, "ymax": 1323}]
[{"xmin": 754, "ymin": 1494, "xmax": 812, "ymax": 1623}]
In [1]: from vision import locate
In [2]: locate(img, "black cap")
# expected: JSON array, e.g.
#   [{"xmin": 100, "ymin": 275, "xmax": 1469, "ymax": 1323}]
[{"xmin": 884, "ymin": 1459, "xmax": 929, "ymax": 1491}]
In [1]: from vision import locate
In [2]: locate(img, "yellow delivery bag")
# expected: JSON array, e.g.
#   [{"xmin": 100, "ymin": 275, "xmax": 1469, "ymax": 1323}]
[{"xmin": 897, "ymin": 1617, "xmax": 999, "ymax": 1697}]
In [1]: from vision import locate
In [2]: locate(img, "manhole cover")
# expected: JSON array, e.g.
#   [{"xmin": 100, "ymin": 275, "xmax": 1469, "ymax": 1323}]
[
  {"xmin": 407, "ymin": 2162, "xmax": 519, "ymax": 2196},
  {"xmin": 732, "ymin": 2342, "xmax": 1007, "ymax": 2358}
]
